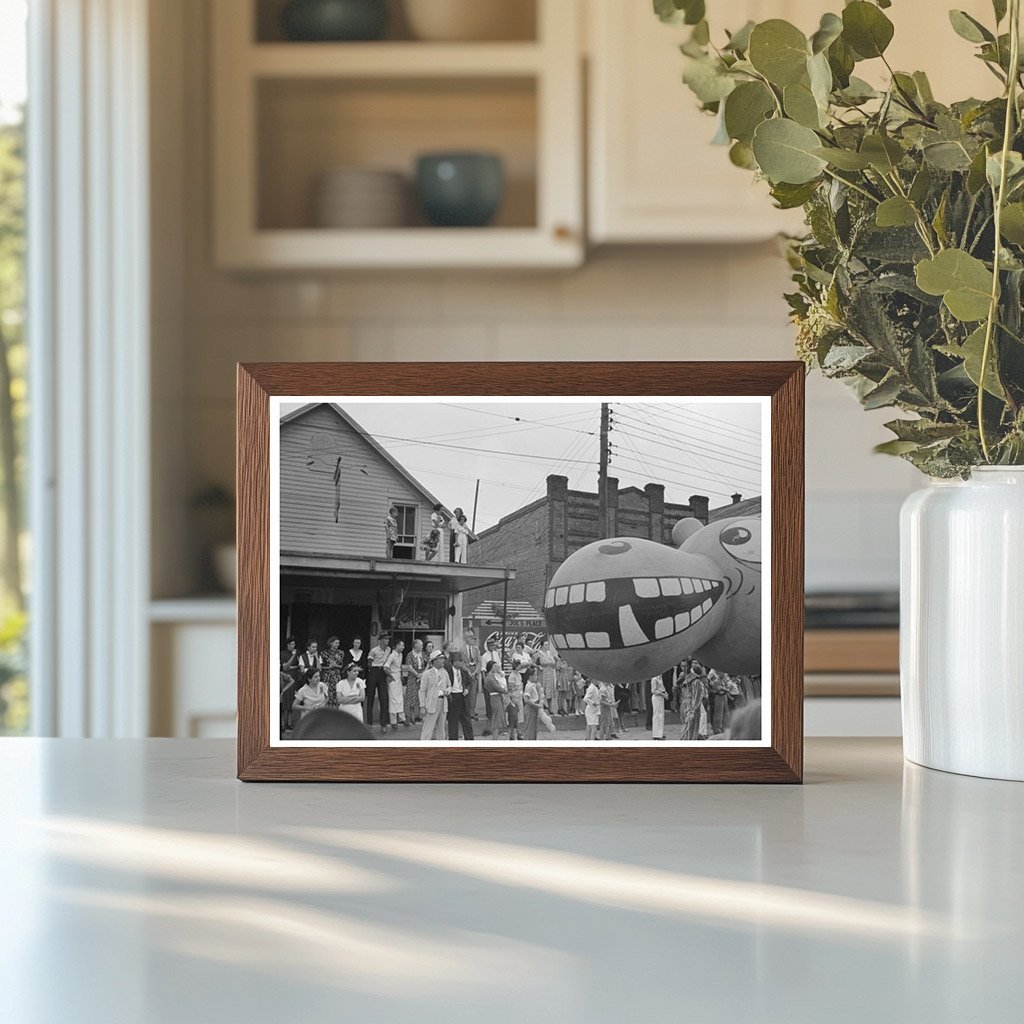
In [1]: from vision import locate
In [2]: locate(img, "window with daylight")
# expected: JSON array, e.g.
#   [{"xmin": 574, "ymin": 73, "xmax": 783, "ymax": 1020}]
[
  {"xmin": 0, "ymin": 0, "xmax": 27, "ymax": 735},
  {"xmin": 391, "ymin": 503, "xmax": 417, "ymax": 560}
]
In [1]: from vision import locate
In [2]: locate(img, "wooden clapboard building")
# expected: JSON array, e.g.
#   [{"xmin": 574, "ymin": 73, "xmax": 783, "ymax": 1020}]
[{"xmin": 279, "ymin": 403, "xmax": 512, "ymax": 652}]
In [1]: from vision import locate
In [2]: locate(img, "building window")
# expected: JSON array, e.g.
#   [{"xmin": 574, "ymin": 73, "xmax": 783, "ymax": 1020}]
[{"xmin": 391, "ymin": 503, "xmax": 417, "ymax": 560}]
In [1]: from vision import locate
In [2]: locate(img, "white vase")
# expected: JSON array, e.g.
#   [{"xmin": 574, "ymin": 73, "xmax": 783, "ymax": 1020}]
[{"xmin": 901, "ymin": 467, "xmax": 1024, "ymax": 780}]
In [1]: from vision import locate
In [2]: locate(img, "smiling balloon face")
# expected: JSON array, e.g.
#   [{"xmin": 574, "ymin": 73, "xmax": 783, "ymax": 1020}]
[
  {"xmin": 679, "ymin": 516, "xmax": 762, "ymax": 675},
  {"xmin": 543, "ymin": 537, "xmax": 729, "ymax": 682},
  {"xmin": 543, "ymin": 517, "xmax": 763, "ymax": 682}
]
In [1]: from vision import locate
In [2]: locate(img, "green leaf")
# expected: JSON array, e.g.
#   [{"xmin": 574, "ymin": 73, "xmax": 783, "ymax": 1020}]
[
  {"xmin": 771, "ymin": 180, "xmax": 820, "ymax": 209},
  {"xmin": 784, "ymin": 80, "xmax": 824, "ymax": 129},
  {"xmin": 723, "ymin": 81, "xmax": 775, "ymax": 144},
  {"xmin": 751, "ymin": 118, "xmax": 828, "ymax": 184},
  {"xmin": 691, "ymin": 19, "xmax": 710, "ymax": 45},
  {"xmin": 986, "ymin": 150, "xmax": 1024, "ymax": 191},
  {"xmin": 814, "ymin": 146, "xmax": 872, "ymax": 170},
  {"xmin": 827, "ymin": 35, "xmax": 856, "ymax": 89},
  {"xmin": 967, "ymin": 144, "xmax": 991, "ymax": 194},
  {"xmin": 862, "ymin": 374, "xmax": 903, "ymax": 409},
  {"xmin": 729, "ymin": 140, "xmax": 757, "ymax": 170},
  {"xmin": 724, "ymin": 20, "xmax": 755, "ymax": 53},
  {"xmin": 876, "ymin": 197, "xmax": 918, "ymax": 228},
  {"xmin": 874, "ymin": 439, "xmax": 922, "ymax": 455},
  {"xmin": 913, "ymin": 71, "xmax": 935, "ymax": 104},
  {"xmin": 923, "ymin": 140, "xmax": 972, "ymax": 171},
  {"xmin": 810, "ymin": 12, "xmax": 843, "ymax": 54},
  {"xmin": 748, "ymin": 20, "xmax": 809, "ymax": 86},
  {"xmin": 993, "ymin": 0, "xmax": 1008, "ymax": 24},
  {"xmin": 909, "ymin": 164, "xmax": 933, "ymax": 205},
  {"xmin": 948, "ymin": 10, "xmax": 994, "ymax": 44},
  {"xmin": 653, "ymin": 0, "xmax": 705, "ymax": 26},
  {"xmin": 842, "ymin": 1, "xmax": 895, "ymax": 59},
  {"xmin": 807, "ymin": 51, "xmax": 833, "ymax": 109},
  {"xmin": 860, "ymin": 133, "xmax": 904, "ymax": 173},
  {"xmin": 682, "ymin": 57, "xmax": 736, "ymax": 104},
  {"xmin": 884, "ymin": 418, "xmax": 963, "ymax": 443},
  {"xmin": 915, "ymin": 249, "xmax": 994, "ymax": 322},
  {"xmin": 1000, "ymin": 203, "xmax": 1024, "ymax": 245},
  {"xmin": 939, "ymin": 325, "xmax": 1005, "ymax": 398}
]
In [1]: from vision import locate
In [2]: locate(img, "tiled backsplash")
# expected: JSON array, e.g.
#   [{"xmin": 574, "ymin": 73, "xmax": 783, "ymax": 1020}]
[{"xmin": 179, "ymin": 247, "xmax": 917, "ymax": 594}]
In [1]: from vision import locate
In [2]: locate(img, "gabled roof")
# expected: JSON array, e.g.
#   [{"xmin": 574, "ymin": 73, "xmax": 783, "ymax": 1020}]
[{"xmin": 281, "ymin": 402, "xmax": 477, "ymax": 540}]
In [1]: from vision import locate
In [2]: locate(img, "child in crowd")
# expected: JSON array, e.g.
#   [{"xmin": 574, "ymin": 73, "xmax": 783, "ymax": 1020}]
[
  {"xmin": 583, "ymin": 678, "xmax": 602, "ymax": 740},
  {"xmin": 505, "ymin": 691, "xmax": 520, "ymax": 741}
]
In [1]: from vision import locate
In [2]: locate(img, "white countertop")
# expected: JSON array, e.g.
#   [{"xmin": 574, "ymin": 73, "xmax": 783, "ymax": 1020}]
[{"xmin": 0, "ymin": 738, "xmax": 1019, "ymax": 1023}]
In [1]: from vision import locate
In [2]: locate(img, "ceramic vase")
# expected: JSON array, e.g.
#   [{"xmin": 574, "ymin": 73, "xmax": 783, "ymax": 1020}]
[{"xmin": 900, "ymin": 467, "xmax": 1024, "ymax": 781}]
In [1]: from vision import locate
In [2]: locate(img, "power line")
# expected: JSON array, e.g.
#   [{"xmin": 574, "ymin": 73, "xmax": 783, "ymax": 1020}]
[
  {"xmin": 650, "ymin": 402, "xmax": 762, "ymax": 442},
  {"xmin": 626, "ymin": 405, "xmax": 756, "ymax": 491},
  {"xmin": 613, "ymin": 410, "xmax": 763, "ymax": 469},
  {"xmin": 609, "ymin": 456, "xmax": 758, "ymax": 502},
  {"xmin": 438, "ymin": 404, "xmax": 598, "ymax": 436},
  {"xmin": 613, "ymin": 424, "xmax": 763, "ymax": 479}
]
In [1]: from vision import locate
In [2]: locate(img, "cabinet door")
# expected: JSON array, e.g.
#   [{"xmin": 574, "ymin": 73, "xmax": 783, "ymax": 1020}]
[
  {"xmin": 588, "ymin": 0, "xmax": 812, "ymax": 243},
  {"xmin": 588, "ymin": 0, "xmax": 995, "ymax": 244}
]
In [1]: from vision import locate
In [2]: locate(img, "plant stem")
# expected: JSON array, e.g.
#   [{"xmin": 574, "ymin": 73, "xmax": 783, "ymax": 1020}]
[
  {"xmin": 979, "ymin": 0, "xmax": 1021, "ymax": 462},
  {"xmin": 822, "ymin": 167, "xmax": 880, "ymax": 205}
]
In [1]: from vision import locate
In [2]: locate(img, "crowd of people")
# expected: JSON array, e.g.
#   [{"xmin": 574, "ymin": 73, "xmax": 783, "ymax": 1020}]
[{"xmin": 281, "ymin": 630, "xmax": 760, "ymax": 742}]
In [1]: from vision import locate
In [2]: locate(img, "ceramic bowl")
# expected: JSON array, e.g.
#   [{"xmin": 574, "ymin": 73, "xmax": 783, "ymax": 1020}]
[
  {"xmin": 403, "ymin": 0, "xmax": 534, "ymax": 42},
  {"xmin": 281, "ymin": 0, "xmax": 388, "ymax": 42},
  {"xmin": 415, "ymin": 152, "xmax": 504, "ymax": 228}
]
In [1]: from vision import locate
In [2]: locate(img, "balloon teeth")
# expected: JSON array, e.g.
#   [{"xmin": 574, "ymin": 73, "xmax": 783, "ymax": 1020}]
[{"xmin": 618, "ymin": 604, "xmax": 649, "ymax": 646}]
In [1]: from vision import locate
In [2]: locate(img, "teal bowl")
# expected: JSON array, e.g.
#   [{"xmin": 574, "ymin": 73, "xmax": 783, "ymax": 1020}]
[
  {"xmin": 415, "ymin": 153, "xmax": 505, "ymax": 228},
  {"xmin": 281, "ymin": 0, "xmax": 388, "ymax": 42}
]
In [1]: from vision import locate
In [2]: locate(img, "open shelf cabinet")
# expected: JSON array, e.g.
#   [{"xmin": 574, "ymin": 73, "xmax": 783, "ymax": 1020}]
[{"xmin": 212, "ymin": 0, "xmax": 583, "ymax": 269}]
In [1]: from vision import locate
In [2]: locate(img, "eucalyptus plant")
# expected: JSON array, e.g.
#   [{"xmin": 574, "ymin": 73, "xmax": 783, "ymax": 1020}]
[{"xmin": 657, "ymin": 0, "xmax": 1024, "ymax": 475}]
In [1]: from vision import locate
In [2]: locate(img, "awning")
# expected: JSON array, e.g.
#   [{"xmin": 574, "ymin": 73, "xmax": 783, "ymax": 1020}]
[{"xmin": 280, "ymin": 551, "xmax": 514, "ymax": 594}]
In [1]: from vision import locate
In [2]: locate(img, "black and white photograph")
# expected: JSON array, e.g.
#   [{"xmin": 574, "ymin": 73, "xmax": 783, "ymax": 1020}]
[{"xmin": 270, "ymin": 397, "xmax": 769, "ymax": 746}]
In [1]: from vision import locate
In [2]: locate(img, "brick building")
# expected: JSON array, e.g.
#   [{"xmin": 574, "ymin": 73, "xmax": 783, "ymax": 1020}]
[{"xmin": 471, "ymin": 474, "xmax": 759, "ymax": 618}]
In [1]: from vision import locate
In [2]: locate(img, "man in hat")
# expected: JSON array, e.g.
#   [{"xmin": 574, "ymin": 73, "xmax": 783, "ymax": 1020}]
[{"xmin": 419, "ymin": 649, "xmax": 449, "ymax": 742}]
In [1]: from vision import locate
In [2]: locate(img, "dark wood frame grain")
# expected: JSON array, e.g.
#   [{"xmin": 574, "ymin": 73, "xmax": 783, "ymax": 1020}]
[{"xmin": 237, "ymin": 362, "xmax": 804, "ymax": 782}]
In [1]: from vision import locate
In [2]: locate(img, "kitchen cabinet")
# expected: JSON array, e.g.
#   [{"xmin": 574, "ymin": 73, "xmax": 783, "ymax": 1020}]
[
  {"xmin": 211, "ymin": 0, "xmax": 583, "ymax": 269},
  {"xmin": 587, "ymin": 0, "xmax": 999, "ymax": 244}
]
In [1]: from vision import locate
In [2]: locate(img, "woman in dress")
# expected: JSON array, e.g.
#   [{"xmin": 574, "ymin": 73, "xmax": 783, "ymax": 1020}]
[
  {"xmin": 535, "ymin": 640, "xmax": 558, "ymax": 713},
  {"xmin": 344, "ymin": 636, "xmax": 365, "ymax": 674},
  {"xmin": 521, "ymin": 667, "xmax": 542, "ymax": 740},
  {"xmin": 403, "ymin": 640, "xmax": 426, "ymax": 724},
  {"xmin": 483, "ymin": 660, "xmax": 508, "ymax": 737},
  {"xmin": 506, "ymin": 655, "xmax": 525, "ymax": 724},
  {"xmin": 321, "ymin": 636, "xmax": 345, "ymax": 708},
  {"xmin": 292, "ymin": 670, "xmax": 328, "ymax": 717},
  {"xmin": 452, "ymin": 513, "xmax": 470, "ymax": 564},
  {"xmin": 583, "ymin": 678, "xmax": 602, "ymax": 740},
  {"xmin": 385, "ymin": 640, "xmax": 407, "ymax": 727},
  {"xmin": 336, "ymin": 664, "xmax": 366, "ymax": 722},
  {"xmin": 650, "ymin": 674, "xmax": 668, "ymax": 740}
]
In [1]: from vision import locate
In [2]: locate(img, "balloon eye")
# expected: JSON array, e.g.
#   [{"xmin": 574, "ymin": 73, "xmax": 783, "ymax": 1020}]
[
  {"xmin": 721, "ymin": 527, "xmax": 752, "ymax": 546},
  {"xmin": 598, "ymin": 541, "xmax": 632, "ymax": 555}
]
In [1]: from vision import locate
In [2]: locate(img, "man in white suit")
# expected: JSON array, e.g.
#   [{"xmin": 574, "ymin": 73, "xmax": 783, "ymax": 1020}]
[{"xmin": 419, "ymin": 649, "xmax": 449, "ymax": 742}]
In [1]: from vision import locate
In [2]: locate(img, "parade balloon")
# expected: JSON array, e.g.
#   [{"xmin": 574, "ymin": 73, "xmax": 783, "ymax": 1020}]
[{"xmin": 542, "ymin": 517, "xmax": 761, "ymax": 682}]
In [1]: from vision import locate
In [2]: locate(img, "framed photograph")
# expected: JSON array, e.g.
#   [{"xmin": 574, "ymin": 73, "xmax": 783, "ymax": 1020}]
[{"xmin": 237, "ymin": 362, "xmax": 804, "ymax": 782}]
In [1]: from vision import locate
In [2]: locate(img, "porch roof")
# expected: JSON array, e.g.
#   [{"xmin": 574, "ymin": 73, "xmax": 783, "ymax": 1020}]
[{"xmin": 280, "ymin": 551, "xmax": 514, "ymax": 594}]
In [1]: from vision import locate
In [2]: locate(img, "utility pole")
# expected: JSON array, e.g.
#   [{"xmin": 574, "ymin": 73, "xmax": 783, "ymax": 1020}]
[
  {"xmin": 598, "ymin": 402, "xmax": 610, "ymax": 536},
  {"xmin": 471, "ymin": 478, "xmax": 480, "ymax": 532}
]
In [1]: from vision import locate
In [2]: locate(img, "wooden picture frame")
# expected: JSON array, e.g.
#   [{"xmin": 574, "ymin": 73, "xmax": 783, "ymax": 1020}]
[{"xmin": 237, "ymin": 362, "xmax": 804, "ymax": 782}]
